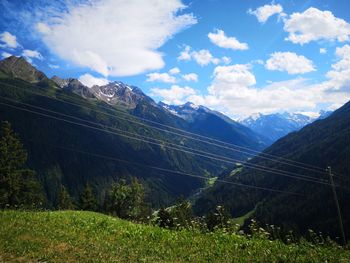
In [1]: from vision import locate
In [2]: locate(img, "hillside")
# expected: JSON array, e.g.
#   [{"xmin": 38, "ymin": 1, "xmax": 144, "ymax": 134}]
[
  {"xmin": 0, "ymin": 56, "xmax": 268, "ymax": 208},
  {"xmin": 194, "ymin": 100, "xmax": 350, "ymax": 239},
  {"xmin": 0, "ymin": 210, "xmax": 349, "ymax": 263}
]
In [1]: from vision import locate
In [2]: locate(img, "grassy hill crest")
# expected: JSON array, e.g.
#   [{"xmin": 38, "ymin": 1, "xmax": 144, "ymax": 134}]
[{"xmin": 0, "ymin": 210, "xmax": 349, "ymax": 262}]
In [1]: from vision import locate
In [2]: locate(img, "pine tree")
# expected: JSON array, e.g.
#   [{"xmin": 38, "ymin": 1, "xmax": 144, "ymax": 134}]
[
  {"xmin": 0, "ymin": 121, "xmax": 45, "ymax": 208},
  {"xmin": 80, "ymin": 183, "xmax": 98, "ymax": 211},
  {"xmin": 57, "ymin": 184, "xmax": 74, "ymax": 210}
]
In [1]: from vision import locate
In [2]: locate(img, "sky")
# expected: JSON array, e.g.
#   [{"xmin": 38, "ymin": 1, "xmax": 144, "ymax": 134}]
[{"xmin": 1, "ymin": 0, "xmax": 350, "ymax": 119}]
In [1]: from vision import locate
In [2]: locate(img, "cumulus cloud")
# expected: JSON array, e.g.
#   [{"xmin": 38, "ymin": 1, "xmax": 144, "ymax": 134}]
[
  {"xmin": 319, "ymin": 48, "xmax": 327, "ymax": 54},
  {"xmin": 182, "ymin": 73, "xmax": 198, "ymax": 82},
  {"xmin": 324, "ymin": 44, "xmax": 350, "ymax": 92},
  {"xmin": 1, "ymin": 51, "xmax": 12, "ymax": 59},
  {"xmin": 192, "ymin": 49, "xmax": 220, "ymax": 66},
  {"xmin": 208, "ymin": 29, "xmax": 248, "ymax": 50},
  {"xmin": 78, "ymin": 73, "xmax": 109, "ymax": 87},
  {"xmin": 0, "ymin": 31, "xmax": 19, "ymax": 49},
  {"xmin": 153, "ymin": 64, "xmax": 325, "ymax": 116},
  {"xmin": 36, "ymin": 0, "xmax": 197, "ymax": 77},
  {"xmin": 211, "ymin": 65, "xmax": 256, "ymax": 87},
  {"xmin": 169, "ymin": 67, "xmax": 180, "ymax": 75},
  {"xmin": 146, "ymin": 72, "xmax": 176, "ymax": 83},
  {"xmin": 248, "ymin": 3, "xmax": 285, "ymax": 23},
  {"xmin": 151, "ymin": 62, "xmax": 350, "ymax": 117},
  {"xmin": 284, "ymin": 7, "xmax": 350, "ymax": 44},
  {"xmin": 178, "ymin": 46, "xmax": 233, "ymax": 66},
  {"xmin": 150, "ymin": 85, "xmax": 196, "ymax": 104},
  {"xmin": 178, "ymin": 46, "xmax": 223, "ymax": 66},
  {"xmin": 22, "ymin": 49, "xmax": 44, "ymax": 61},
  {"xmin": 265, "ymin": 52, "xmax": 315, "ymax": 74},
  {"xmin": 202, "ymin": 65, "xmax": 324, "ymax": 116},
  {"xmin": 178, "ymin": 45, "xmax": 192, "ymax": 61}
]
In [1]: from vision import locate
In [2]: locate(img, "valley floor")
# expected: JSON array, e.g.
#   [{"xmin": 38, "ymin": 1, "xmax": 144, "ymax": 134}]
[{"xmin": 0, "ymin": 211, "xmax": 349, "ymax": 263}]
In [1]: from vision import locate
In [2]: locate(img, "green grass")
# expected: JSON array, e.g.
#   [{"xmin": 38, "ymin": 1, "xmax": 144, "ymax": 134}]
[
  {"xmin": 231, "ymin": 209, "xmax": 255, "ymax": 226},
  {"xmin": 206, "ymin": 176, "xmax": 218, "ymax": 187},
  {"xmin": 0, "ymin": 211, "xmax": 349, "ymax": 263},
  {"xmin": 229, "ymin": 167, "xmax": 243, "ymax": 177}
]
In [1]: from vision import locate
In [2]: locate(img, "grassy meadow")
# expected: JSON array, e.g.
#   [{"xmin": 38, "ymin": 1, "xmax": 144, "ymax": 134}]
[{"xmin": 0, "ymin": 210, "xmax": 349, "ymax": 262}]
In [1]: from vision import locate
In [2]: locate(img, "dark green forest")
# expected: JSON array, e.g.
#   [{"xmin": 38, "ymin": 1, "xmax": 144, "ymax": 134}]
[
  {"xmin": 1, "ymin": 56, "xmax": 350, "ymax": 245},
  {"xmin": 194, "ymin": 100, "xmax": 350, "ymax": 240},
  {"xmin": 0, "ymin": 57, "xmax": 267, "ymax": 208}
]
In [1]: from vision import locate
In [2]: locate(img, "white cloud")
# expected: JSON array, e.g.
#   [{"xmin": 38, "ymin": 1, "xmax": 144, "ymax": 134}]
[
  {"xmin": 248, "ymin": 3, "xmax": 285, "ymax": 23},
  {"xmin": 178, "ymin": 46, "xmax": 226, "ymax": 66},
  {"xmin": 36, "ymin": 0, "xmax": 197, "ymax": 77},
  {"xmin": 36, "ymin": 22, "xmax": 51, "ymax": 34},
  {"xmin": 1, "ymin": 51, "xmax": 12, "ymax": 59},
  {"xmin": 22, "ymin": 49, "xmax": 44, "ymax": 60},
  {"xmin": 284, "ymin": 7, "xmax": 350, "ymax": 44},
  {"xmin": 211, "ymin": 64, "xmax": 256, "ymax": 87},
  {"xmin": 0, "ymin": 31, "xmax": 19, "ymax": 49},
  {"xmin": 150, "ymin": 85, "xmax": 196, "ymax": 104},
  {"xmin": 324, "ymin": 44, "xmax": 350, "ymax": 92},
  {"xmin": 146, "ymin": 72, "xmax": 176, "ymax": 83},
  {"xmin": 169, "ymin": 67, "xmax": 180, "ymax": 75},
  {"xmin": 178, "ymin": 45, "xmax": 192, "ymax": 61},
  {"xmin": 202, "ymin": 65, "xmax": 322, "ymax": 117},
  {"xmin": 178, "ymin": 46, "xmax": 223, "ymax": 66},
  {"xmin": 319, "ymin": 48, "xmax": 327, "ymax": 54},
  {"xmin": 78, "ymin": 73, "xmax": 109, "ymax": 87},
  {"xmin": 265, "ymin": 52, "xmax": 315, "ymax": 74},
  {"xmin": 153, "ymin": 65, "xmax": 322, "ymax": 116},
  {"xmin": 48, "ymin": 64, "xmax": 59, "ymax": 69},
  {"xmin": 208, "ymin": 29, "xmax": 248, "ymax": 50},
  {"xmin": 182, "ymin": 73, "xmax": 198, "ymax": 82},
  {"xmin": 152, "ymin": 62, "xmax": 350, "ymax": 117},
  {"xmin": 192, "ymin": 49, "xmax": 220, "ymax": 66},
  {"xmin": 221, "ymin": 56, "xmax": 231, "ymax": 64}
]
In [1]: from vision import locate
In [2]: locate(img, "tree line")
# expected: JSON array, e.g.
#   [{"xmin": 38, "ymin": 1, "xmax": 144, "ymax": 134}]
[{"xmin": 0, "ymin": 120, "xmax": 236, "ymax": 232}]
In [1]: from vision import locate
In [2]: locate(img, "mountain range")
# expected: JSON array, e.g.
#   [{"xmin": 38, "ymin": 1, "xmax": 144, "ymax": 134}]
[
  {"xmin": 0, "ymin": 56, "xmax": 268, "ymax": 207},
  {"xmin": 194, "ymin": 100, "xmax": 350, "ymax": 239},
  {"xmin": 1, "ymin": 55, "xmax": 350, "ymax": 240},
  {"xmin": 239, "ymin": 111, "xmax": 332, "ymax": 142}
]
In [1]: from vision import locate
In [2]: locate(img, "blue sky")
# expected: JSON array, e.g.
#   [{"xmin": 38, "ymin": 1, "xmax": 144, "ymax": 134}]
[{"xmin": 1, "ymin": 0, "xmax": 350, "ymax": 118}]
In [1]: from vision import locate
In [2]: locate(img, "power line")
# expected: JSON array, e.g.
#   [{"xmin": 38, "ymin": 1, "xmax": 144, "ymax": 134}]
[
  {"xmin": 0, "ymin": 95, "xmax": 331, "ymax": 185},
  {"xmin": 33, "ymin": 141, "xmax": 307, "ymax": 197},
  {"xmin": 0, "ymin": 81, "xmax": 333, "ymax": 175},
  {"xmin": 2, "ymin": 99, "xmax": 349, "ymax": 191},
  {"xmin": 327, "ymin": 166, "xmax": 346, "ymax": 245}
]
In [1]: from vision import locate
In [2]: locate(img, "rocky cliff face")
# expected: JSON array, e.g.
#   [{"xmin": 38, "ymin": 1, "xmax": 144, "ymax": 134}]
[
  {"xmin": 0, "ymin": 56, "xmax": 47, "ymax": 83},
  {"xmin": 51, "ymin": 76, "xmax": 95, "ymax": 99}
]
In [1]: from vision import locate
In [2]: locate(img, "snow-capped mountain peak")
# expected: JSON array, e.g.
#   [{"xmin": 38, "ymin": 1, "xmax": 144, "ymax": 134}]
[{"xmin": 239, "ymin": 110, "xmax": 332, "ymax": 142}]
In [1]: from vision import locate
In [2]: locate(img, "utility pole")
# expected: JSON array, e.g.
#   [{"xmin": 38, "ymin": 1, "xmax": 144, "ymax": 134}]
[{"xmin": 327, "ymin": 166, "xmax": 346, "ymax": 245}]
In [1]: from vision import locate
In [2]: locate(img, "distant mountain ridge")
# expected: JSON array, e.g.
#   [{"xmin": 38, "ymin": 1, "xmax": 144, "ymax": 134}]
[
  {"xmin": 194, "ymin": 100, "xmax": 350, "ymax": 239},
  {"xmin": 239, "ymin": 111, "xmax": 332, "ymax": 142},
  {"xmin": 160, "ymin": 101, "xmax": 270, "ymax": 148},
  {"xmin": 52, "ymin": 76, "xmax": 152, "ymax": 108},
  {"xmin": 0, "ymin": 56, "xmax": 269, "ymax": 208}
]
